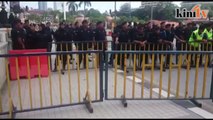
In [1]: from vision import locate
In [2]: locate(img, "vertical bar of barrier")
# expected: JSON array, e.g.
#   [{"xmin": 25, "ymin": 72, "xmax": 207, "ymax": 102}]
[
  {"xmin": 26, "ymin": 57, "xmax": 33, "ymax": 109},
  {"xmin": 37, "ymin": 56, "xmax": 43, "ymax": 108},
  {"xmin": 132, "ymin": 53, "xmax": 136, "ymax": 98},
  {"xmin": 123, "ymin": 53, "xmax": 127, "ymax": 97},
  {"xmin": 86, "ymin": 53, "xmax": 89, "ymax": 92},
  {"xmin": 97, "ymin": 43, "xmax": 100, "ymax": 68},
  {"xmin": 94, "ymin": 53, "xmax": 98, "ymax": 100},
  {"xmin": 92, "ymin": 42, "xmax": 95, "ymax": 68},
  {"xmin": 76, "ymin": 54, "xmax": 81, "ymax": 102},
  {"xmin": 159, "ymin": 54, "xmax": 164, "ymax": 98},
  {"xmin": 202, "ymin": 54, "xmax": 208, "ymax": 98},
  {"xmin": 72, "ymin": 43, "xmax": 74, "ymax": 69},
  {"xmin": 48, "ymin": 56, "xmax": 53, "ymax": 106},
  {"xmin": 194, "ymin": 53, "xmax": 200, "ymax": 98},
  {"xmin": 0, "ymin": 94, "xmax": 2, "ymax": 112},
  {"xmin": 210, "ymin": 63, "xmax": 213, "ymax": 102},
  {"xmin": 67, "ymin": 52, "xmax": 72, "ymax": 103},
  {"xmin": 5, "ymin": 58, "xmax": 12, "ymax": 112},
  {"xmin": 150, "ymin": 53, "xmax": 155, "ymax": 98},
  {"xmin": 60, "ymin": 43, "xmax": 63, "ymax": 65},
  {"xmin": 99, "ymin": 51, "xmax": 104, "ymax": 101},
  {"xmin": 129, "ymin": 44, "xmax": 132, "ymax": 67},
  {"xmin": 168, "ymin": 54, "xmax": 172, "ymax": 98},
  {"xmin": 185, "ymin": 54, "xmax": 191, "ymax": 98},
  {"xmin": 120, "ymin": 44, "xmax": 122, "ymax": 68},
  {"xmin": 114, "ymin": 54, "xmax": 118, "ymax": 98},
  {"xmin": 141, "ymin": 53, "xmax": 145, "ymax": 98},
  {"xmin": 15, "ymin": 57, "xmax": 22, "ymax": 110},
  {"xmin": 57, "ymin": 55, "xmax": 63, "ymax": 105},
  {"xmin": 176, "ymin": 54, "xmax": 182, "ymax": 98},
  {"xmin": 104, "ymin": 52, "xmax": 109, "ymax": 100}
]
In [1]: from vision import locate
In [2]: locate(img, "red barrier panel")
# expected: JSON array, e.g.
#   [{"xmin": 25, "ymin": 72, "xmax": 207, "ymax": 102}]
[{"xmin": 9, "ymin": 49, "xmax": 49, "ymax": 80}]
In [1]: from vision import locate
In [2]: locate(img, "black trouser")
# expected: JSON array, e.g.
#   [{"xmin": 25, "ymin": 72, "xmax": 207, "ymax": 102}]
[
  {"xmin": 176, "ymin": 42, "xmax": 187, "ymax": 64},
  {"xmin": 201, "ymin": 43, "xmax": 212, "ymax": 66},
  {"xmin": 116, "ymin": 43, "xmax": 130, "ymax": 69},
  {"xmin": 189, "ymin": 46, "xmax": 202, "ymax": 66},
  {"xmin": 94, "ymin": 42, "xmax": 105, "ymax": 67},
  {"xmin": 77, "ymin": 43, "xmax": 93, "ymax": 68},
  {"xmin": 148, "ymin": 43, "xmax": 158, "ymax": 66},
  {"xmin": 54, "ymin": 43, "xmax": 68, "ymax": 69}
]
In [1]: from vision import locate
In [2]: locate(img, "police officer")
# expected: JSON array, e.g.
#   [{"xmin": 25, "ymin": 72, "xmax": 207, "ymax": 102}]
[
  {"xmin": 25, "ymin": 24, "xmax": 37, "ymax": 49},
  {"xmin": 203, "ymin": 22, "xmax": 212, "ymax": 67},
  {"xmin": 108, "ymin": 24, "xmax": 121, "ymax": 66},
  {"xmin": 115, "ymin": 21, "xmax": 131, "ymax": 71},
  {"xmin": 44, "ymin": 22, "xmax": 54, "ymax": 51},
  {"xmin": 188, "ymin": 24, "xmax": 206, "ymax": 66},
  {"xmin": 11, "ymin": 19, "xmax": 25, "ymax": 50},
  {"xmin": 36, "ymin": 24, "xmax": 48, "ymax": 49},
  {"xmin": 75, "ymin": 20, "xmax": 93, "ymax": 68},
  {"xmin": 53, "ymin": 22, "xmax": 69, "ymax": 71},
  {"xmin": 132, "ymin": 24, "xmax": 148, "ymax": 69},
  {"xmin": 174, "ymin": 22, "xmax": 186, "ymax": 64},
  {"xmin": 94, "ymin": 21, "xmax": 107, "ymax": 66}
]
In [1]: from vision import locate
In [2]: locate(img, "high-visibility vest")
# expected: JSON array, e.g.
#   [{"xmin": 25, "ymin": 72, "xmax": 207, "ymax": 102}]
[
  {"xmin": 204, "ymin": 29, "xmax": 212, "ymax": 45},
  {"xmin": 189, "ymin": 29, "xmax": 204, "ymax": 48}
]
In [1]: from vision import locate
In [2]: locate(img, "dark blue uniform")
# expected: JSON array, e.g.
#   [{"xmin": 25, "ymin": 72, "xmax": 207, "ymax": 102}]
[{"xmin": 75, "ymin": 26, "xmax": 94, "ymax": 68}]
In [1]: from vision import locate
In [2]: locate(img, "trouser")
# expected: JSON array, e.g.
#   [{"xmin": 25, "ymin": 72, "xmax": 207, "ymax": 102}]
[
  {"xmin": 188, "ymin": 45, "xmax": 202, "ymax": 66},
  {"xmin": 176, "ymin": 42, "xmax": 187, "ymax": 64},
  {"xmin": 201, "ymin": 43, "xmax": 212, "ymax": 66},
  {"xmin": 159, "ymin": 44, "xmax": 168, "ymax": 67},
  {"xmin": 54, "ymin": 44, "xmax": 68, "ymax": 69},
  {"xmin": 116, "ymin": 43, "xmax": 130, "ymax": 69},
  {"xmin": 77, "ymin": 43, "xmax": 93, "ymax": 68},
  {"xmin": 109, "ymin": 41, "xmax": 115, "ymax": 64}
]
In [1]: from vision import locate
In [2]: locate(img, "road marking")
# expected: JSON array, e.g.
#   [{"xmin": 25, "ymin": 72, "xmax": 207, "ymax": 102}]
[
  {"xmin": 188, "ymin": 107, "xmax": 213, "ymax": 118},
  {"xmin": 112, "ymin": 69, "xmax": 124, "ymax": 73},
  {"xmin": 152, "ymin": 88, "xmax": 175, "ymax": 98},
  {"xmin": 126, "ymin": 76, "xmax": 142, "ymax": 83}
]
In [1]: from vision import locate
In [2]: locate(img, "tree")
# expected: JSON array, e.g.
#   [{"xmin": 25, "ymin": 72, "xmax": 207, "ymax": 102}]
[
  {"xmin": 67, "ymin": 1, "xmax": 78, "ymax": 14},
  {"xmin": 119, "ymin": 3, "xmax": 131, "ymax": 16},
  {"xmin": 79, "ymin": 1, "xmax": 92, "ymax": 15},
  {"xmin": 131, "ymin": 2, "xmax": 179, "ymax": 21}
]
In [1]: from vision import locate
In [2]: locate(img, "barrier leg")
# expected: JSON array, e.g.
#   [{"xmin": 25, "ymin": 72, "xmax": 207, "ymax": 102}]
[
  {"xmin": 9, "ymin": 98, "xmax": 17, "ymax": 119},
  {"xmin": 210, "ymin": 66, "xmax": 213, "ymax": 102},
  {"xmin": 83, "ymin": 91, "xmax": 93, "ymax": 113},
  {"xmin": 189, "ymin": 98, "xmax": 202, "ymax": 107},
  {"xmin": 121, "ymin": 95, "xmax": 127, "ymax": 108}
]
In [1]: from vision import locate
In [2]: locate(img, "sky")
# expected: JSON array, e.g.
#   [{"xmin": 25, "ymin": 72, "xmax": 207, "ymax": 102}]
[{"xmin": 19, "ymin": 1, "xmax": 182, "ymax": 13}]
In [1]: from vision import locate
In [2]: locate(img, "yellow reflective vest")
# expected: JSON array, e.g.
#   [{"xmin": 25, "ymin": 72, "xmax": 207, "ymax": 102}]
[{"xmin": 189, "ymin": 29, "xmax": 205, "ymax": 48}]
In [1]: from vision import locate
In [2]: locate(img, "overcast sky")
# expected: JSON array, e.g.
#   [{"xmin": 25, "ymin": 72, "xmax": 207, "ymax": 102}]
[{"xmin": 19, "ymin": 1, "xmax": 182, "ymax": 13}]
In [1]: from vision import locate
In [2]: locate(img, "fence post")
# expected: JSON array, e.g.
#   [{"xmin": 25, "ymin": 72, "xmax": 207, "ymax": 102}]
[
  {"xmin": 99, "ymin": 51, "xmax": 104, "ymax": 101},
  {"xmin": 210, "ymin": 66, "xmax": 213, "ymax": 102},
  {"xmin": 104, "ymin": 52, "xmax": 109, "ymax": 100}
]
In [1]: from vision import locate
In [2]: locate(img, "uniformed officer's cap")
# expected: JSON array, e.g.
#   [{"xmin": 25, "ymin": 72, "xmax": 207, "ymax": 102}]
[
  {"xmin": 121, "ymin": 21, "xmax": 128, "ymax": 26},
  {"xmin": 96, "ymin": 21, "xmax": 103, "ymax": 26},
  {"xmin": 160, "ymin": 21, "xmax": 165, "ymax": 25},
  {"xmin": 199, "ymin": 24, "xmax": 205, "ymax": 30},
  {"xmin": 165, "ymin": 24, "xmax": 171, "ymax": 28},
  {"xmin": 59, "ymin": 22, "xmax": 64, "ymax": 26},
  {"xmin": 82, "ymin": 20, "xmax": 88, "ymax": 24}
]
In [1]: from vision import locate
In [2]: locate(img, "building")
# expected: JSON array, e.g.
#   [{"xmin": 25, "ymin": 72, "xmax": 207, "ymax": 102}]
[
  {"xmin": 53, "ymin": 2, "xmax": 63, "ymax": 12},
  {"xmin": 38, "ymin": 2, "xmax": 47, "ymax": 11}
]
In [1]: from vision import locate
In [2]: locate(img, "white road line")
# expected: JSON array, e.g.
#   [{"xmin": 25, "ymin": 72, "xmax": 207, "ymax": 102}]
[
  {"xmin": 126, "ymin": 76, "xmax": 142, "ymax": 83},
  {"xmin": 112, "ymin": 69, "xmax": 124, "ymax": 73},
  {"xmin": 152, "ymin": 88, "xmax": 175, "ymax": 98},
  {"xmin": 188, "ymin": 107, "xmax": 213, "ymax": 119}
]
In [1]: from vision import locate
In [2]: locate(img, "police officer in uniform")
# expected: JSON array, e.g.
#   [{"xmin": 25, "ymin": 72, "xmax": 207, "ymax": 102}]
[
  {"xmin": 188, "ymin": 24, "xmax": 206, "ymax": 66},
  {"xmin": 53, "ymin": 22, "xmax": 69, "ymax": 71},
  {"xmin": 94, "ymin": 21, "xmax": 107, "ymax": 66},
  {"xmin": 115, "ymin": 21, "xmax": 131, "ymax": 71},
  {"xmin": 203, "ymin": 22, "xmax": 212, "ymax": 67},
  {"xmin": 11, "ymin": 19, "xmax": 25, "ymax": 50},
  {"xmin": 75, "ymin": 20, "xmax": 93, "ymax": 68}
]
